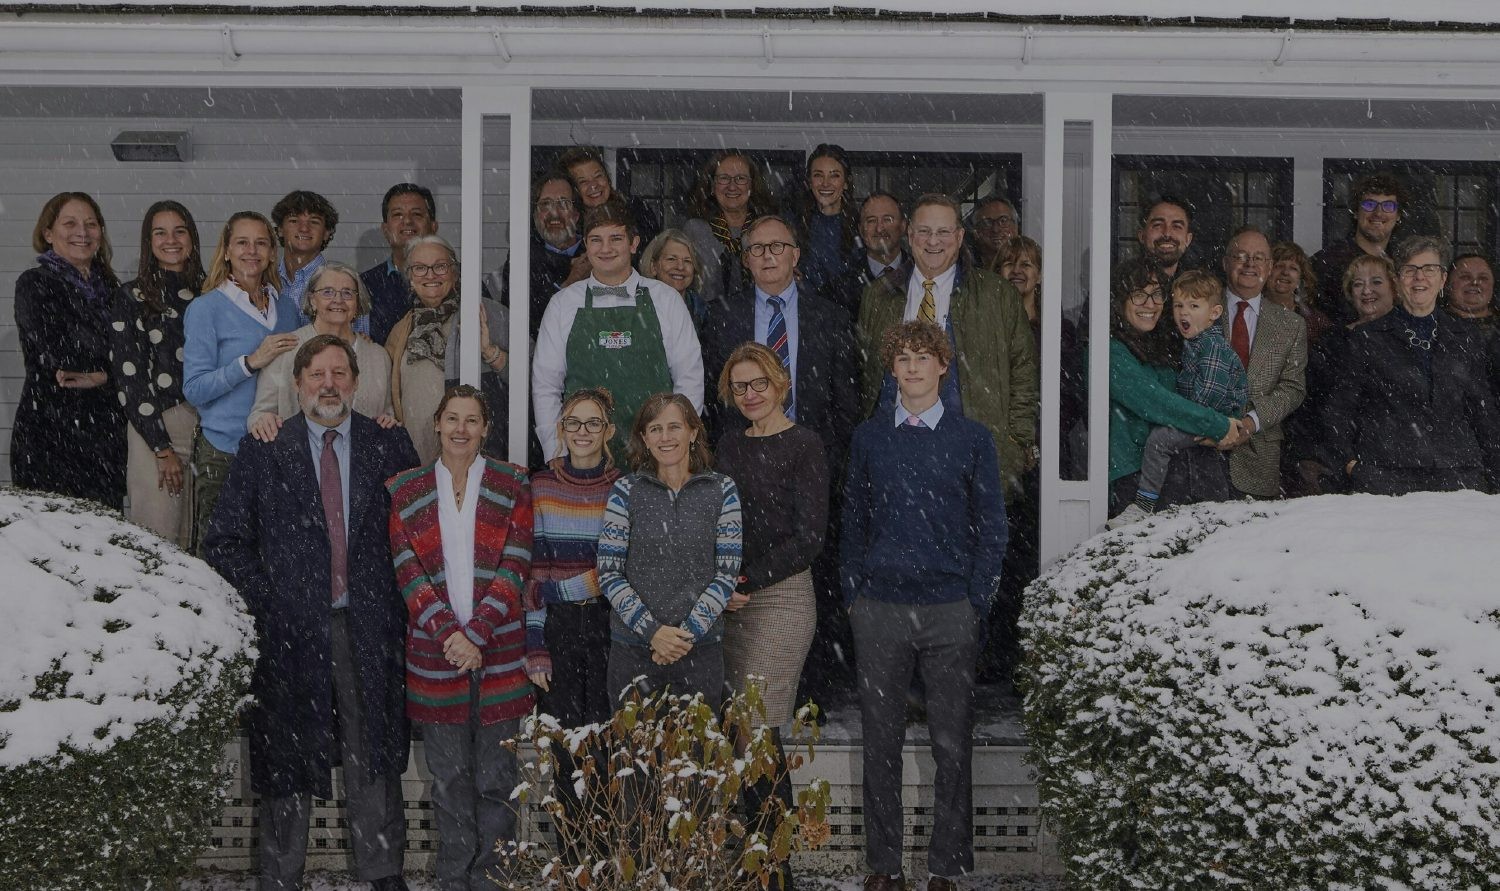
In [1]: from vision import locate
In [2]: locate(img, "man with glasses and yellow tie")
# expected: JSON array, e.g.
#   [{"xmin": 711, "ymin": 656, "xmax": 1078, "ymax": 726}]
[
  {"xmin": 1311, "ymin": 171, "xmax": 1409, "ymax": 326},
  {"xmin": 855, "ymin": 193, "xmax": 1038, "ymax": 500}
]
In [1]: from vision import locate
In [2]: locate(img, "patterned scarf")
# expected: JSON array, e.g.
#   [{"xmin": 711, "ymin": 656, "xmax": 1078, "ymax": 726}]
[
  {"xmin": 406, "ymin": 292, "xmax": 459, "ymax": 368},
  {"xmin": 39, "ymin": 250, "xmax": 114, "ymax": 307},
  {"xmin": 710, "ymin": 217, "xmax": 743, "ymax": 262}
]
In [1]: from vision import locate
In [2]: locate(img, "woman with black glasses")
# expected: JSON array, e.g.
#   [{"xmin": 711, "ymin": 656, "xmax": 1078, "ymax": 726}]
[{"xmin": 681, "ymin": 149, "xmax": 779, "ymax": 306}]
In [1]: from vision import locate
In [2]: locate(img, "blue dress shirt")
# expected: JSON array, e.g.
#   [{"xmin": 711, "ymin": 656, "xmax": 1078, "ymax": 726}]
[{"xmin": 753, "ymin": 281, "xmax": 799, "ymax": 419}]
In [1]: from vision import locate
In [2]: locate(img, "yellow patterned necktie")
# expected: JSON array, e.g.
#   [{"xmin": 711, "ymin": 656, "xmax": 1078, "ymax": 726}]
[{"xmin": 919, "ymin": 278, "xmax": 937, "ymax": 323}]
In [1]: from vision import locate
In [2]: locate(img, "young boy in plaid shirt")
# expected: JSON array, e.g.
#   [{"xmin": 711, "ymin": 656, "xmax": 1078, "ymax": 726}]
[{"xmin": 1110, "ymin": 269, "xmax": 1248, "ymax": 527}]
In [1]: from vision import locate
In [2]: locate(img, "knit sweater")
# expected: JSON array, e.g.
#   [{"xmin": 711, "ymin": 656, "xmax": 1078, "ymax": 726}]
[
  {"xmin": 182, "ymin": 283, "xmax": 300, "ymax": 453},
  {"xmin": 839, "ymin": 406, "xmax": 1008, "ymax": 617},
  {"xmin": 526, "ymin": 457, "xmax": 621, "ymax": 606},
  {"xmin": 387, "ymin": 457, "xmax": 543, "ymax": 726},
  {"xmin": 597, "ymin": 470, "xmax": 743, "ymax": 647}
]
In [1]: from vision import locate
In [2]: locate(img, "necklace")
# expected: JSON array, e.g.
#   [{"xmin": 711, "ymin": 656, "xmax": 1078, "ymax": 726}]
[{"xmin": 1403, "ymin": 322, "xmax": 1437, "ymax": 351}]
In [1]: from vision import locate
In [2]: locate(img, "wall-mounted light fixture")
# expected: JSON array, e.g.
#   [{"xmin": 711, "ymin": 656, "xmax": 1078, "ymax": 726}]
[{"xmin": 111, "ymin": 130, "xmax": 192, "ymax": 163}]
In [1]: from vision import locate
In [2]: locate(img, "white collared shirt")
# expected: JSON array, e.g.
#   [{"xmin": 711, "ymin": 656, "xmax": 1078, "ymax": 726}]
[
  {"xmin": 434, "ymin": 457, "xmax": 485, "ymax": 627},
  {"xmin": 1223, "ymin": 290, "xmax": 1262, "ymax": 349},
  {"xmin": 894, "ymin": 397, "xmax": 945, "ymax": 430},
  {"xmin": 904, "ymin": 265, "xmax": 959, "ymax": 326},
  {"xmin": 220, "ymin": 278, "xmax": 282, "ymax": 330}
]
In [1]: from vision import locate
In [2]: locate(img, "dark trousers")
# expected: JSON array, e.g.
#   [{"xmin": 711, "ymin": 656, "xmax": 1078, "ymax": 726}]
[
  {"xmin": 421, "ymin": 682, "xmax": 521, "ymax": 891},
  {"xmin": 191, "ymin": 430, "xmax": 234, "ymax": 557},
  {"xmin": 607, "ymin": 641, "xmax": 724, "ymax": 711},
  {"xmin": 538, "ymin": 599, "xmax": 613, "ymax": 728},
  {"xmin": 256, "ymin": 611, "xmax": 406, "ymax": 891},
  {"xmin": 850, "ymin": 598, "xmax": 979, "ymax": 878}
]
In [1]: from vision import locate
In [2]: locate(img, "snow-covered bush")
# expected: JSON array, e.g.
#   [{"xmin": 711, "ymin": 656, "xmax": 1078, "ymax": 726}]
[
  {"xmin": 500, "ymin": 682, "xmax": 832, "ymax": 889},
  {"xmin": 1021, "ymin": 493, "xmax": 1500, "ymax": 890},
  {"xmin": 0, "ymin": 490, "xmax": 255, "ymax": 891}
]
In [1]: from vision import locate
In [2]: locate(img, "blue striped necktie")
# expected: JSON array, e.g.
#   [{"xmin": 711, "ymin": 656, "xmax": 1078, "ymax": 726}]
[{"xmin": 767, "ymin": 295, "xmax": 793, "ymax": 418}]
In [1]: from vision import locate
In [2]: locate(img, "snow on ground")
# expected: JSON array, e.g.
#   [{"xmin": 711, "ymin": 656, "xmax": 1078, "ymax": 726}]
[{"xmin": 0, "ymin": 491, "xmax": 254, "ymax": 767}]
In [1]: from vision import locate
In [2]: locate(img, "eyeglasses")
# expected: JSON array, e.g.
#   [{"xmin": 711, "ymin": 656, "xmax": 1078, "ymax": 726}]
[
  {"xmin": 1228, "ymin": 251, "xmax": 1271, "ymax": 266},
  {"xmin": 561, "ymin": 416, "xmax": 606, "ymax": 433},
  {"xmin": 1398, "ymin": 263, "xmax": 1445, "ymax": 279},
  {"xmin": 1359, "ymin": 199, "xmax": 1400, "ymax": 213},
  {"xmin": 974, "ymin": 215, "xmax": 1015, "ymax": 230},
  {"xmin": 715, "ymin": 174, "xmax": 752, "ymax": 187},
  {"xmin": 1128, "ymin": 289, "xmax": 1165, "ymax": 306},
  {"xmin": 536, "ymin": 198, "xmax": 574, "ymax": 213},
  {"xmin": 911, "ymin": 227, "xmax": 960, "ymax": 242},
  {"xmin": 746, "ymin": 242, "xmax": 794, "ymax": 257},
  {"xmin": 728, "ymin": 377, "xmax": 772, "ymax": 396},
  {"xmin": 408, "ymin": 261, "xmax": 456, "ymax": 277},
  {"xmin": 312, "ymin": 287, "xmax": 357, "ymax": 301}
]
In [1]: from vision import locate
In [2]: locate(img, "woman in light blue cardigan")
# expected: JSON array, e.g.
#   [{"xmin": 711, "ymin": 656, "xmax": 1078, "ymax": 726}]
[{"xmin": 182, "ymin": 211, "xmax": 300, "ymax": 554}]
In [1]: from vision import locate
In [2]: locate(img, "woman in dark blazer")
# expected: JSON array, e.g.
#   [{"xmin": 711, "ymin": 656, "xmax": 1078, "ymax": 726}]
[
  {"xmin": 1322, "ymin": 235, "xmax": 1500, "ymax": 495},
  {"xmin": 11, "ymin": 192, "xmax": 125, "ymax": 508}
]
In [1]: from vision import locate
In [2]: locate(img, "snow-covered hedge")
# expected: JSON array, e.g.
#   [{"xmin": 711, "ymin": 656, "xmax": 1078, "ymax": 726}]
[
  {"xmin": 0, "ymin": 490, "xmax": 255, "ymax": 891},
  {"xmin": 1021, "ymin": 493, "xmax": 1500, "ymax": 890}
]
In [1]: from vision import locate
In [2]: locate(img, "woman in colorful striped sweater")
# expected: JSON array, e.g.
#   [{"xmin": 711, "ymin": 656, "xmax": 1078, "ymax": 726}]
[
  {"xmin": 386, "ymin": 384, "xmax": 547, "ymax": 891},
  {"xmin": 525, "ymin": 386, "xmax": 622, "ymax": 865}
]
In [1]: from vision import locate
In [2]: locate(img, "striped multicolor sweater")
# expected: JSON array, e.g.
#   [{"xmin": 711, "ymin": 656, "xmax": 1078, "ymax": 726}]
[
  {"xmin": 525, "ymin": 458, "xmax": 621, "ymax": 607},
  {"xmin": 387, "ymin": 457, "xmax": 542, "ymax": 726}
]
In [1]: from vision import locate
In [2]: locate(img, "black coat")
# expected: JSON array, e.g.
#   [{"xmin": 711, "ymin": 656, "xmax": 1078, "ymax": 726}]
[
  {"xmin": 10, "ymin": 262, "xmax": 125, "ymax": 507},
  {"xmin": 826, "ymin": 250, "xmax": 911, "ymax": 320},
  {"xmin": 500, "ymin": 231, "xmax": 583, "ymax": 341},
  {"xmin": 1320, "ymin": 309, "xmax": 1500, "ymax": 484},
  {"xmin": 700, "ymin": 284, "xmax": 859, "ymax": 471},
  {"xmin": 204, "ymin": 412, "xmax": 420, "ymax": 798}
]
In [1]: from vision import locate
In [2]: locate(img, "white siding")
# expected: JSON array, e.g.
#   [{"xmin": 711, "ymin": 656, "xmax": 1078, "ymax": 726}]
[{"xmin": 0, "ymin": 116, "xmax": 512, "ymax": 483}]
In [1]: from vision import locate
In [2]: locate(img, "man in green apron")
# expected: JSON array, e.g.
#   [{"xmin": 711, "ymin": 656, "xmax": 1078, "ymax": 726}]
[{"xmin": 532, "ymin": 202, "xmax": 706, "ymax": 465}]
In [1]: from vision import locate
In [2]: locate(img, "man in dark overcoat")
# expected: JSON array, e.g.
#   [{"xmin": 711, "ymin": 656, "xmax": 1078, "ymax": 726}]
[{"xmin": 206, "ymin": 334, "xmax": 420, "ymax": 891}]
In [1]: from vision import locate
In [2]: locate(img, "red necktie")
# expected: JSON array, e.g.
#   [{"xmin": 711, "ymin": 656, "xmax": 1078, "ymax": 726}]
[
  {"xmin": 320, "ymin": 428, "xmax": 348, "ymax": 604},
  {"xmin": 1230, "ymin": 300, "xmax": 1251, "ymax": 370}
]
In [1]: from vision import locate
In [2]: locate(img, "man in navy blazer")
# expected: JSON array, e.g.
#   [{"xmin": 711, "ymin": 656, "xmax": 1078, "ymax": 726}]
[
  {"xmin": 206, "ymin": 334, "xmax": 420, "ymax": 891},
  {"xmin": 700, "ymin": 213, "xmax": 860, "ymax": 470}
]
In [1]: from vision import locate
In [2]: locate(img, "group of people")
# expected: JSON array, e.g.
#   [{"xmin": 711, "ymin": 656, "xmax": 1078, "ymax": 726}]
[
  {"xmin": 10, "ymin": 147, "xmax": 1027, "ymax": 891},
  {"xmin": 1107, "ymin": 171, "xmax": 1500, "ymax": 529},
  {"xmin": 10, "ymin": 152, "xmax": 1495, "ymax": 890}
]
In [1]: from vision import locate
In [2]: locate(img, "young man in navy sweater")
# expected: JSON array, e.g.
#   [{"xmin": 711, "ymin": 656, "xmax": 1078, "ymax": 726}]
[{"xmin": 840, "ymin": 319, "xmax": 1007, "ymax": 891}]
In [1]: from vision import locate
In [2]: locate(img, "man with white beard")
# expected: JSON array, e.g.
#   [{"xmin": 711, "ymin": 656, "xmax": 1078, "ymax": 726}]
[{"xmin": 206, "ymin": 334, "xmax": 420, "ymax": 891}]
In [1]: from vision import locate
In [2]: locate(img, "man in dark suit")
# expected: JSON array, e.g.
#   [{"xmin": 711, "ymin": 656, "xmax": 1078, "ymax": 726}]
[
  {"xmin": 827, "ymin": 191, "xmax": 911, "ymax": 318},
  {"xmin": 700, "ymin": 213, "xmax": 860, "ymax": 712},
  {"xmin": 205, "ymin": 334, "xmax": 420, "ymax": 891}
]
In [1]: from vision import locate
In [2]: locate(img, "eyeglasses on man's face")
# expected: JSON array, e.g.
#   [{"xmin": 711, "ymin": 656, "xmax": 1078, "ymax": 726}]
[
  {"xmin": 974, "ymin": 214, "xmax": 1015, "ymax": 231},
  {"xmin": 409, "ymin": 261, "xmax": 456, "ymax": 277},
  {"xmin": 1229, "ymin": 251, "xmax": 1271, "ymax": 266},
  {"xmin": 312, "ymin": 287, "xmax": 357, "ymax": 301},
  {"xmin": 561, "ymin": 416, "xmax": 607, "ymax": 433},
  {"xmin": 536, "ymin": 198, "xmax": 575, "ymax": 214},
  {"xmin": 1398, "ymin": 263, "xmax": 1445, "ymax": 279},
  {"xmin": 1359, "ymin": 199, "xmax": 1400, "ymax": 214},
  {"xmin": 746, "ymin": 242, "xmax": 794, "ymax": 258},
  {"xmin": 729, "ymin": 377, "xmax": 772, "ymax": 396}
]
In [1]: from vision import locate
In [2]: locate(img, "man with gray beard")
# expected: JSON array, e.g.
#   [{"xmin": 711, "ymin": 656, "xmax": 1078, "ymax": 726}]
[
  {"xmin": 206, "ymin": 334, "xmax": 420, "ymax": 891},
  {"xmin": 501, "ymin": 170, "xmax": 591, "ymax": 340}
]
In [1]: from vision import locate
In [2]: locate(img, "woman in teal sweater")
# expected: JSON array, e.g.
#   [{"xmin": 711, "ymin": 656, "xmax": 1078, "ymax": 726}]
[{"xmin": 1108, "ymin": 262, "xmax": 1238, "ymax": 516}]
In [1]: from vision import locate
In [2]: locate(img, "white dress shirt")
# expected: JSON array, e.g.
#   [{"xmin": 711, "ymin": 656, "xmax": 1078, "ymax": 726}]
[
  {"xmin": 904, "ymin": 265, "xmax": 959, "ymax": 327},
  {"xmin": 894, "ymin": 397, "xmax": 946, "ymax": 429},
  {"xmin": 1223, "ymin": 289, "xmax": 1263, "ymax": 430},
  {"xmin": 434, "ymin": 457, "xmax": 485, "ymax": 627}
]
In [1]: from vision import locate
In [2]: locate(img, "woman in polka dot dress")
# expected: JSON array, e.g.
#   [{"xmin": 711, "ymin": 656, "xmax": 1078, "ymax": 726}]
[{"xmin": 109, "ymin": 200, "xmax": 206, "ymax": 548}]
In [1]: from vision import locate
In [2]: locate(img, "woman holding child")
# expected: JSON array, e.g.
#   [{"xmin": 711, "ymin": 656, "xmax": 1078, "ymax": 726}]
[{"xmin": 1107, "ymin": 261, "xmax": 1245, "ymax": 520}]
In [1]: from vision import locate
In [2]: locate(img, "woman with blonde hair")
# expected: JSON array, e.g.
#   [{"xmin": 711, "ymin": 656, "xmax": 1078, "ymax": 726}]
[
  {"xmin": 183, "ymin": 210, "xmax": 300, "ymax": 552},
  {"xmin": 640, "ymin": 228, "xmax": 709, "ymax": 328},
  {"xmin": 247, "ymin": 261, "xmax": 394, "ymax": 441}
]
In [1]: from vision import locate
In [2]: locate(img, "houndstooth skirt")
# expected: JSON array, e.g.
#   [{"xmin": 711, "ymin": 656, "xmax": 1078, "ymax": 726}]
[{"xmin": 721, "ymin": 569, "xmax": 816, "ymax": 727}]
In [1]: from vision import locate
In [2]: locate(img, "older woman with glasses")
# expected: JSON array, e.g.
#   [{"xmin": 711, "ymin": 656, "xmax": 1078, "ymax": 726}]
[
  {"xmin": 386, "ymin": 235, "xmax": 514, "ymax": 464},
  {"xmin": 1321, "ymin": 235, "xmax": 1500, "ymax": 495},
  {"xmin": 248, "ymin": 261, "xmax": 394, "ymax": 442},
  {"xmin": 682, "ymin": 149, "xmax": 779, "ymax": 306}
]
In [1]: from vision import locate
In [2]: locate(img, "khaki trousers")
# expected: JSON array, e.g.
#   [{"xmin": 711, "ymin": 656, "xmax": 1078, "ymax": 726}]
[{"xmin": 125, "ymin": 402, "xmax": 198, "ymax": 549}]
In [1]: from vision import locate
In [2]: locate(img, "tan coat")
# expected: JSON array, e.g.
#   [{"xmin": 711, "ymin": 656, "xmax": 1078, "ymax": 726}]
[{"xmin": 1222, "ymin": 297, "xmax": 1308, "ymax": 497}]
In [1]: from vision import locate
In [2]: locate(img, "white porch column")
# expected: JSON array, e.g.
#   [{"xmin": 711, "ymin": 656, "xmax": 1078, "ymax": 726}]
[
  {"xmin": 1038, "ymin": 92, "xmax": 1114, "ymax": 567},
  {"xmin": 459, "ymin": 85, "xmax": 533, "ymax": 466}
]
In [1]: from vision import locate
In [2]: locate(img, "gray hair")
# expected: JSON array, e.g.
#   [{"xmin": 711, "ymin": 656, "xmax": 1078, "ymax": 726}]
[
  {"xmin": 740, "ymin": 213, "xmax": 800, "ymax": 251},
  {"xmin": 400, "ymin": 234, "xmax": 460, "ymax": 280},
  {"xmin": 639, "ymin": 229, "xmax": 700, "ymax": 292},
  {"xmin": 1394, "ymin": 234, "xmax": 1451, "ymax": 270},
  {"xmin": 303, "ymin": 261, "xmax": 372, "ymax": 321}
]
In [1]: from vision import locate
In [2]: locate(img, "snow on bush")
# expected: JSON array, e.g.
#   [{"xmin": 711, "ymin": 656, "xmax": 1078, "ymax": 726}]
[
  {"xmin": 0, "ymin": 490, "xmax": 255, "ymax": 890},
  {"xmin": 1020, "ymin": 493, "xmax": 1500, "ymax": 890}
]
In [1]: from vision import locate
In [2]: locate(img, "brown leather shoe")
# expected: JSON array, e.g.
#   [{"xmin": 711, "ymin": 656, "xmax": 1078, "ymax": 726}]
[
  {"xmin": 863, "ymin": 874, "xmax": 905, "ymax": 891},
  {"xmin": 927, "ymin": 876, "xmax": 958, "ymax": 891}
]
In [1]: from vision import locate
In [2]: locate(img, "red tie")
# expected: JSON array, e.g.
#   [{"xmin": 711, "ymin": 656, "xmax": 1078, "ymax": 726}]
[
  {"xmin": 1230, "ymin": 300, "xmax": 1251, "ymax": 370},
  {"xmin": 320, "ymin": 428, "xmax": 348, "ymax": 604}
]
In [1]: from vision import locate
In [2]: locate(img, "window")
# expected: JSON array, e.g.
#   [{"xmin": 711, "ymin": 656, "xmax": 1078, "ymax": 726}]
[
  {"xmin": 1113, "ymin": 156, "xmax": 1293, "ymax": 268},
  {"xmin": 845, "ymin": 151, "xmax": 1022, "ymax": 220},
  {"xmin": 616, "ymin": 148, "xmax": 804, "ymax": 230},
  {"xmin": 1323, "ymin": 159, "xmax": 1496, "ymax": 259}
]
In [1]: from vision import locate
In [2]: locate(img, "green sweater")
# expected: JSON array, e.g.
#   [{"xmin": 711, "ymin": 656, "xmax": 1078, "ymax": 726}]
[{"xmin": 1109, "ymin": 338, "xmax": 1233, "ymax": 482}]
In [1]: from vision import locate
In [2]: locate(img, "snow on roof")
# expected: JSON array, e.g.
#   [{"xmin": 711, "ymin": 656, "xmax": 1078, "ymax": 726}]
[{"xmin": 4, "ymin": 0, "xmax": 1500, "ymax": 28}]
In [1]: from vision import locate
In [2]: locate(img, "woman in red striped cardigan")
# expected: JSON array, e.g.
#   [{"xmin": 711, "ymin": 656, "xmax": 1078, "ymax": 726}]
[{"xmin": 386, "ymin": 384, "xmax": 548, "ymax": 891}]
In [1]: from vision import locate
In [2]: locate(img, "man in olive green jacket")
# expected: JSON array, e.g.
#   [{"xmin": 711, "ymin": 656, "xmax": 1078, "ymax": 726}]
[{"xmin": 856, "ymin": 194, "xmax": 1039, "ymax": 499}]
